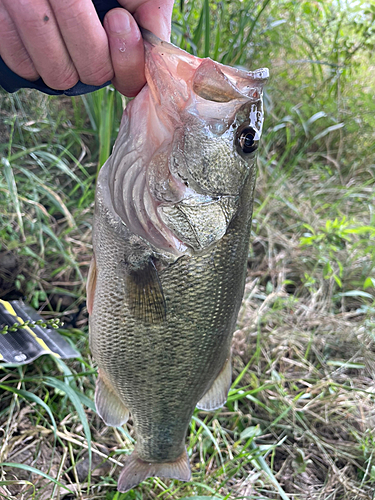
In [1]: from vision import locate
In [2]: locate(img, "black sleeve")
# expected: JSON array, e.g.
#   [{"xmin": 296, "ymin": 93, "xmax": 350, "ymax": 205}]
[{"xmin": 0, "ymin": 0, "xmax": 121, "ymax": 96}]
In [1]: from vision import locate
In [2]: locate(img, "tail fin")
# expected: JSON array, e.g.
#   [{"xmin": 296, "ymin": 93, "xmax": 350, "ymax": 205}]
[{"xmin": 118, "ymin": 448, "xmax": 191, "ymax": 493}]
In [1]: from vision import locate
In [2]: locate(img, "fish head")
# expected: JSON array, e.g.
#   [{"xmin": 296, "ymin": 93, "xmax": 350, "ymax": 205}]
[
  {"xmin": 106, "ymin": 31, "xmax": 268, "ymax": 255},
  {"xmin": 143, "ymin": 30, "xmax": 269, "ymax": 198}
]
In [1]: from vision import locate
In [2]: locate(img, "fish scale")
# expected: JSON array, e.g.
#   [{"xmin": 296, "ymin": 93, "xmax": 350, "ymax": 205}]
[{"xmin": 88, "ymin": 29, "xmax": 268, "ymax": 492}]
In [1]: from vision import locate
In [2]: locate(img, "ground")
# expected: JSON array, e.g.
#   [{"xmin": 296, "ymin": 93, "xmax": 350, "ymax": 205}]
[{"xmin": 0, "ymin": 1, "xmax": 375, "ymax": 498}]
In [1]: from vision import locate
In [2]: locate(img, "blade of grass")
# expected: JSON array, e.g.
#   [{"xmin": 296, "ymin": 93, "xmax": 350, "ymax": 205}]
[
  {"xmin": 0, "ymin": 384, "xmax": 57, "ymax": 439},
  {"xmin": 2, "ymin": 157, "xmax": 25, "ymax": 240},
  {"xmin": 43, "ymin": 376, "xmax": 91, "ymax": 490},
  {"xmin": 213, "ymin": 2, "xmax": 224, "ymax": 61},
  {"xmin": 32, "ymin": 151, "xmax": 84, "ymax": 189},
  {"xmin": 192, "ymin": 5, "xmax": 204, "ymax": 51},
  {"xmin": 204, "ymin": 0, "xmax": 210, "ymax": 58},
  {"xmin": 249, "ymin": 441, "xmax": 290, "ymax": 500},
  {"xmin": 192, "ymin": 415, "xmax": 225, "ymax": 470},
  {"xmin": 0, "ymin": 463, "xmax": 73, "ymax": 494},
  {"xmin": 97, "ymin": 87, "xmax": 115, "ymax": 173}
]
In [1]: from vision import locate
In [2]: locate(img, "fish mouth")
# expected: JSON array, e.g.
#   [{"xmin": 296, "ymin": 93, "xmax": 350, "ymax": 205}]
[
  {"xmin": 141, "ymin": 28, "xmax": 269, "ymax": 106},
  {"xmin": 106, "ymin": 30, "xmax": 269, "ymax": 258}
]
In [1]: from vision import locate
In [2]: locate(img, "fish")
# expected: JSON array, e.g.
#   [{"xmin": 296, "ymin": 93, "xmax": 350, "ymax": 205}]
[{"xmin": 87, "ymin": 29, "xmax": 268, "ymax": 493}]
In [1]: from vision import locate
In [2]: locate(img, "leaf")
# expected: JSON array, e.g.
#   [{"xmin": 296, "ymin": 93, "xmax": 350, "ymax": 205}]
[
  {"xmin": 364, "ymin": 277, "xmax": 375, "ymax": 289},
  {"xmin": 192, "ymin": 5, "xmax": 204, "ymax": 50},
  {"xmin": 16, "ymin": 166, "xmax": 75, "ymax": 227},
  {"xmin": 307, "ymin": 111, "xmax": 327, "ymax": 125},
  {"xmin": 327, "ymin": 360, "xmax": 365, "ymax": 368},
  {"xmin": 249, "ymin": 442, "xmax": 291, "ymax": 500},
  {"xmin": 33, "ymin": 151, "xmax": 83, "ymax": 188},
  {"xmin": 313, "ymin": 122, "xmax": 345, "ymax": 141},
  {"xmin": 343, "ymin": 225, "xmax": 375, "ymax": 235},
  {"xmin": 333, "ymin": 274, "xmax": 342, "ymax": 287},
  {"xmin": 266, "ymin": 19, "xmax": 286, "ymax": 30},
  {"xmin": 272, "ymin": 123, "xmax": 286, "ymax": 132},
  {"xmin": 336, "ymin": 290, "xmax": 373, "ymax": 299},
  {"xmin": 98, "ymin": 88, "xmax": 115, "ymax": 173},
  {"xmin": 38, "ymin": 184, "xmax": 75, "ymax": 228},
  {"xmin": 240, "ymin": 425, "xmax": 262, "ymax": 440}
]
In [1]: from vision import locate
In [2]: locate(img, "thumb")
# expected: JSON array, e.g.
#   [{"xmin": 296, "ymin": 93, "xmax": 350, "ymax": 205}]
[
  {"xmin": 104, "ymin": 8, "xmax": 145, "ymax": 97},
  {"xmin": 117, "ymin": 0, "xmax": 174, "ymax": 41}
]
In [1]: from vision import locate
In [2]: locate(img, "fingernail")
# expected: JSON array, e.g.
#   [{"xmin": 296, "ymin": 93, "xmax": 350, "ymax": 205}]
[{"xmin": 106, "ymin": 10, "xmax": 131, "ymax": 34}]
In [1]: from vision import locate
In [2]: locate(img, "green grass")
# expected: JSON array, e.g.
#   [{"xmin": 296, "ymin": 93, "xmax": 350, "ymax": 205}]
[{"xmin": 1, "ymin": 0, "xmax": 375, "ymax": 498}]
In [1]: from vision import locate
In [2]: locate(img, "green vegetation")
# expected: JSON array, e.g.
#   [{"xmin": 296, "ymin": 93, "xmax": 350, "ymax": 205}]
[{"xmin": 0, "ymin": 0, "xmax": 375, "ymax": 498}]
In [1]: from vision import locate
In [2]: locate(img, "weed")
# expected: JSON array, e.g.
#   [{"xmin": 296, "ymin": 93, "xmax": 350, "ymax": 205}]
[{"xmin": 1, "ymin": 0, "xmax": 375, "ymax": 498}]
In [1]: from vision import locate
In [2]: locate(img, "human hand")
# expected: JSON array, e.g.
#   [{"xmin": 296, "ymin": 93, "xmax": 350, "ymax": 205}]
[{"xmin": 0, "ymin": 0, "xmax": 174, "ymax": 96}]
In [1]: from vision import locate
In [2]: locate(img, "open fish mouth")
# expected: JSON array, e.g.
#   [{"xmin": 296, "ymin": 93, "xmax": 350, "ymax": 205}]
[
  {"xmin": 107, "ymin": 30, "xmax": 268, "ymax": 257},
  {"xmin": 141, "ymin": 28, "xmax": 268, "ymax": 104}
]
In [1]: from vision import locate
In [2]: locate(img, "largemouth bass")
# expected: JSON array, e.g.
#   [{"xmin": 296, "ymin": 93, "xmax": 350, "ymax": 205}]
[{"xmin": 88, "ymin": 29, "xmax": 268, "ymax": 493}]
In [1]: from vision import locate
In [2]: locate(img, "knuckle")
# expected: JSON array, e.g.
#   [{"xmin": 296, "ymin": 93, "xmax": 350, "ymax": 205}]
[
  {"xmin": 52, "ymin": 0, "xmax": 77, "ymax": 18},
  {"xmin": 13, "ymin": 60, "xmax": 39, "ymax": 81},
  {"xmin": 52, "ymin": 1, "xmax": 94, "ymax": 30},
  {"xmin": 80, "ymin": 66, "xmax": 114, "ymax": 87},
  {"xmin": 43, "ymin": 68, "xmax": 79, "ymax": 90}
]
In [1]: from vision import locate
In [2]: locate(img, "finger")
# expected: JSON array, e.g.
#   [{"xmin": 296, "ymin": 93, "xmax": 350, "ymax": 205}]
[
  {"xmin": 0, "ymin": 1, "xmax": 38, "ymax": 80},
  {"xmin": 3, "ymin": 0, "xmax": 78, "ymax": 90},
  {"xmin": 118, "ymin": 0, "xmax": 174, "ymax": 41},
  {"xmin": 49, "ymin": 0, "xmax": 113, "ymax": 87},
  {"xmin": 104, "ymin": 8, "xmax": 145, "ymax": 97}
]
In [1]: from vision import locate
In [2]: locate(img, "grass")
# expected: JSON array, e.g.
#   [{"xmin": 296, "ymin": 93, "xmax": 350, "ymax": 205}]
[{"xmin": 0, "ymin": 0, "xmax": 375, "ymax": 498}]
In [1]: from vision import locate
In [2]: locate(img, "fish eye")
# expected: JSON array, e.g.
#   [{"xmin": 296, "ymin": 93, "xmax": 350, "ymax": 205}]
[{"xmin": 236, "ymin": 126, "xmax": 258, "ymax": 154}]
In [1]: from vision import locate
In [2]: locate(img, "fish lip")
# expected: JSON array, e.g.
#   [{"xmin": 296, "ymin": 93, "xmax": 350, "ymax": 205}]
[
  {"xmin": 140, "ymin": 28, "xmax": 165, "ymax": 47},
  {"xmin": 141, "ymin": 27, "xmax": 269, "ymax": 94},
  {"xmin": 140, "ymin": 28, "xmax": 270, "ymax": 80}
]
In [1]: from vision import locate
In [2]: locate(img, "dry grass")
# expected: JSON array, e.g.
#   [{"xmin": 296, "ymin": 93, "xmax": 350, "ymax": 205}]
[
  {"xmin": 1, "ymin": 158, "xmax": 374, "ymax": 499},
  {"xmin": 1, "ymin": 0, "xmax": 375, "ymax": 497}
]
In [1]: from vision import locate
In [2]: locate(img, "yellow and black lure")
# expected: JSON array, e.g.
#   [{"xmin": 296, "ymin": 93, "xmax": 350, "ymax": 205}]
[{"xmin": 0, "ymin": 299, "xmax": 78, "ymax": 365}]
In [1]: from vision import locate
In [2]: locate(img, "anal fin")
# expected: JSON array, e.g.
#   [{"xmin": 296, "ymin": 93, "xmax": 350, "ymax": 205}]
[
  {"xmin": 197, "ymin": 355, "xmax": 232, "ymax": 411},
  {"xmin": 95, "ymin": 370, "xmax": 129, "ymax": 427},
  {"xmin": 118, "ymin": 448, "xmax": 191, "ymax": 493}
]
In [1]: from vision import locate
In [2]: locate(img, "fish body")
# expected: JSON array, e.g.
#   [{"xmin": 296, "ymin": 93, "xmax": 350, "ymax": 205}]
[{"xmin": 88, "ymin": 30, "xmax": 268, "ymax": 492}]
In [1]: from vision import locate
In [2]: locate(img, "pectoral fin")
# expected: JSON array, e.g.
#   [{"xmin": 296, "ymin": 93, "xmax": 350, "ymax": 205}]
[
  {"xmin": 124, "ymin": 258, "xmax": 166, "ymax": 324},
  {"xmin": 95, "ymin": 370, "xmax": 129, "ymax": 427},
  {"xmin": 197, "ymin": 356, "xmax": 232, "ymax": 411},
  {"xmin": 118, "ymin": 448, "xmax": 191, "ymax": 493}
]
